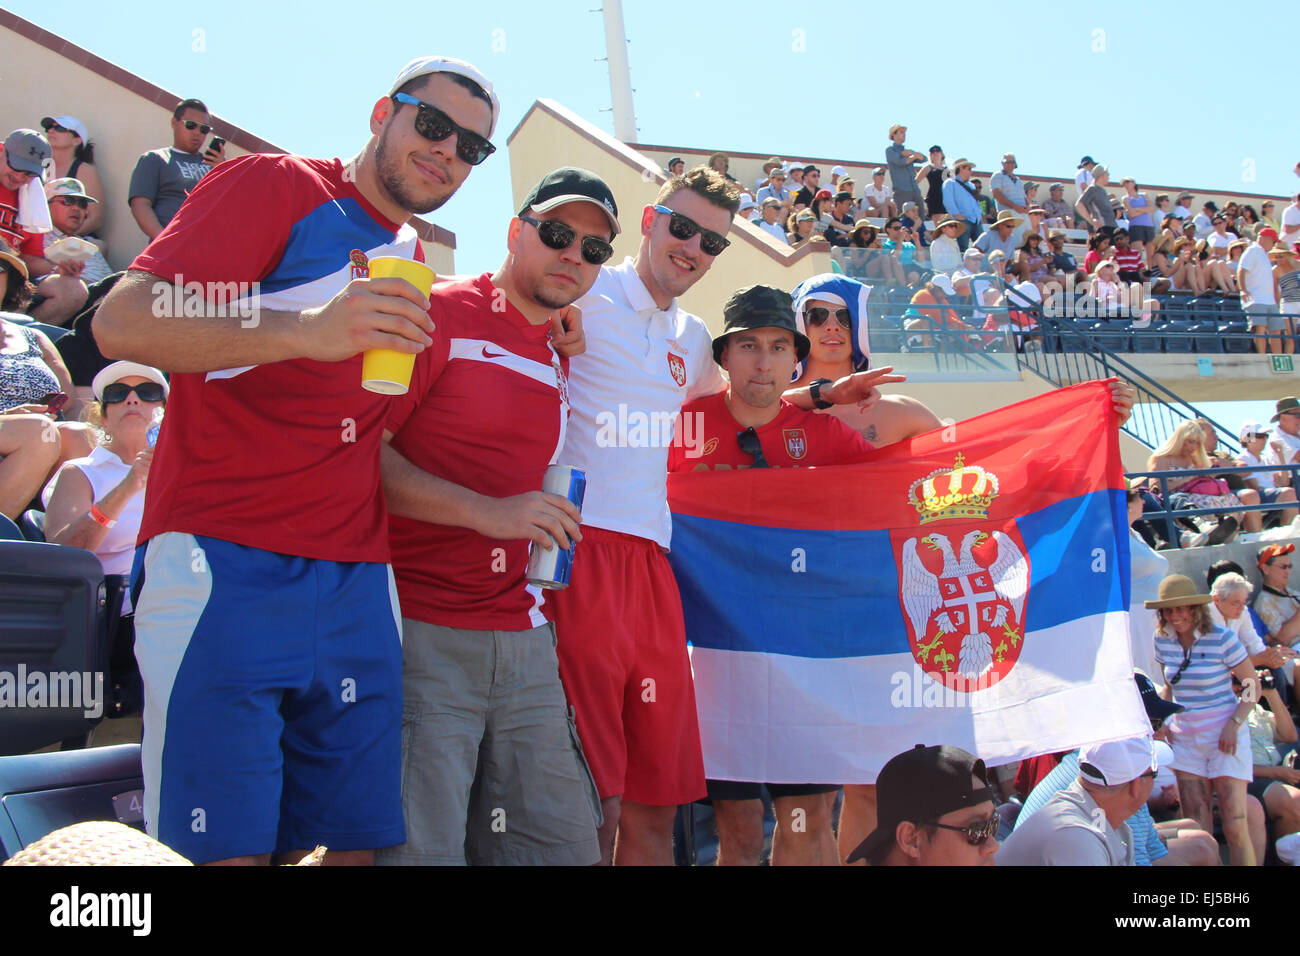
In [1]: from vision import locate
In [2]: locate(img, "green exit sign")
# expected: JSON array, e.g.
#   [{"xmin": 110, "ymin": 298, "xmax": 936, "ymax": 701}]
[{"xmin": 1272, "ymin": 355, "xmax": 1295, "ymax": 374}]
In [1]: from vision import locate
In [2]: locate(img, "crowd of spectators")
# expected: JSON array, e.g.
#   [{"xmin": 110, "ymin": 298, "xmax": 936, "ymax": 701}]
[{"xmin": 718, "ymin": 132, "xmax": 1300, "ymax": 357}]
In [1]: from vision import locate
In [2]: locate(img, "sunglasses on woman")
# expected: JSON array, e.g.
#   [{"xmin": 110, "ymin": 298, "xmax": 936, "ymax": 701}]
[
  {"xmin": 181, "ymin": 121, "xmax": 214, "ymax": 134},
  {"xmin": 518, "ymin": 215, "xmax": 613, "ymax": 265},
  {"xmin": 392, "ymin": 93, "xmax": 495, "ymax": 166},
  {"xmin": 928, "ymin": 811, "xmax": 999, "ymax": 846},
  {"xmin": 102, "ymin": 382, "xmax": 166, "ymax": 404},
  {"xmin": 54, "ymin": 197, "xmax": 88, "ymax": 210},
  {"xmin": 804, "ymin": 306, "xmax": 851, "ymax": 328},
  {"xmin": 652, "ymin": 205, "xmax": 731, "ymax": 256}
]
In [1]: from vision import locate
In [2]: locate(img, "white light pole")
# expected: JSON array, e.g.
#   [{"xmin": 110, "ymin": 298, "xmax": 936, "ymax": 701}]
[{"xmin": 602, "ymin": 0, "xmax": 638, "ymax": 142}]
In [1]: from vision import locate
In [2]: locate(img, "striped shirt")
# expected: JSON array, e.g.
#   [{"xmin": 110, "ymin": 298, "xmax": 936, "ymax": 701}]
[
  {"xmin": 1154, "ymin": 626, "xmax": 1247, "ymax": 711},
  {"xmin": 1113, "ymin": 247, "xmax": 1145, "ymax": 272}
]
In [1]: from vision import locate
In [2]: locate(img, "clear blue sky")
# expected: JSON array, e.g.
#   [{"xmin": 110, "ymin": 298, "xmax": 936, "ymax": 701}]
[{"xmin": 8, "ymin": 0, "xmax": 1298, "ymax": 276}]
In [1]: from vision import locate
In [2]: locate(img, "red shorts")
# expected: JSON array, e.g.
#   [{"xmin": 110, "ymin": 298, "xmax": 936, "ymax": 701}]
[{"xmin": 545, "ymin": 526, "xmax": 706, "ymax": 806}]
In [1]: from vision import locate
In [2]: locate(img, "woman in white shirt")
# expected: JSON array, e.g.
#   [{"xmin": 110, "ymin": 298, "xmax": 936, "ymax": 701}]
[
  {"xmin": 43, "ymin": 361, "xmax": 166, "ymax": 594},
  {"xmin": 42, "ymin": 361, "xmax": 166, "ymax": 718},
  {"xmin": 928, "ymin": 218, "xmax": 964, "ymax": 274}
]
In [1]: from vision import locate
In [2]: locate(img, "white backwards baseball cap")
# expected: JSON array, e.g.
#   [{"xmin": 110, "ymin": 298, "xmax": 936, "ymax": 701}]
[
  {"xmin": 388, "ymin": 56, "xmax": 500, "ymax": 138},
  {"xmin": 1079, "ymin": 734, "xmax": 1157, "ymax": 787}
]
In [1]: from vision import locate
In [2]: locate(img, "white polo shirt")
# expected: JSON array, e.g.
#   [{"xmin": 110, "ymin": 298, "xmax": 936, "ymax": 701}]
[{"xmin": 559, "ymin": 258, "xmax": 726, "ymax": 547}]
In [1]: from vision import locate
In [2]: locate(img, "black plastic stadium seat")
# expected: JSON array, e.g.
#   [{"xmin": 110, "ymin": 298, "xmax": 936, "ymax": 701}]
[
  {"xmin": 17, "ymin": 510, "xmax": 44, "ymax": 543},
  {"xmin": 0, "ymin": 542, "xmax": 116, "ymax": 755},
  {"xmin": 0, "ymin": 743, "xmax": 144, "ymax": 862}
]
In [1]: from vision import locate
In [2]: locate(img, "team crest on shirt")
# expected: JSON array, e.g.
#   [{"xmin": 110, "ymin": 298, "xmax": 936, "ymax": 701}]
[
  {"xmin": 892, "ymin": 454, "xmax": 1031, "ymax": 694},
  {"xmin": 783, "ymin": 429, "xmax": 807, "ymax": 460},
  {"xmin": 667, "ymin": 352, "xmax": 687, "ymax": 387},
  {"xmin": 348, "ymin": 249, "xmax": 369, "ymax": 279}
]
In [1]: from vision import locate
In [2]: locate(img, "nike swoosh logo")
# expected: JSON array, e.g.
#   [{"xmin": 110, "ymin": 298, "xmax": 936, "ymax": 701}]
[{"xmin": 482, "ymin": 346, "xmax": 507, "ymax": 359}]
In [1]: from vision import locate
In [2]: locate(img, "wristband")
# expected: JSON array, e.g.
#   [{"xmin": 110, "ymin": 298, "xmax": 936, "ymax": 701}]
[
  {"xmin": 809, "ymin": 378, "xmax": 835, "ymax": 410},
  {"xmin": 89, "ymin": 503, "xmax": 116, "ymax": 529}
]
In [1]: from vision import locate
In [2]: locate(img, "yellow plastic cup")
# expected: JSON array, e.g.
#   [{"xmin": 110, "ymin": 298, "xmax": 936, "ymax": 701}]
[{"xmin": 361, "ymin": 256, "xmax": 436, "ymax": 395}]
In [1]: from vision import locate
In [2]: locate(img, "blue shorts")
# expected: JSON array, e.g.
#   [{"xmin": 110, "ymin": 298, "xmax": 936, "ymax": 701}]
[{"xmin": 130, "ymin": 532, "xmax": 404, "ymax": 863}]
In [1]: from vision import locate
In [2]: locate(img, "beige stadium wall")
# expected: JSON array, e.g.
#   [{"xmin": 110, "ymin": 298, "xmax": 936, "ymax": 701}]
[
  {"xmin": 506, "ymin": 99, "xmax": 835, "ymax": 335},
  {"xmin": 0, "ymin": 9, "xmax": 455, "ymax": 276}
]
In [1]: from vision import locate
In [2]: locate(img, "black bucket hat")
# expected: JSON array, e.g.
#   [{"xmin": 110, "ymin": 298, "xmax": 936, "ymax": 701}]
[{"xmin": 711, "ymin": 285, "xmax": 810, "ymax": 365}]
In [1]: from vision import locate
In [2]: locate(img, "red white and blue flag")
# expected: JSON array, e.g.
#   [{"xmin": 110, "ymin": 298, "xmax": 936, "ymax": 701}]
[{"xmin": 667, "ymin": 381, "xmax": 1149, "ymax": 784}]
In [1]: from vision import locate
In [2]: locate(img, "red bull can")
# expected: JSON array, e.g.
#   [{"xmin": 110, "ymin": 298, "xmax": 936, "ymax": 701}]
[{"xmin": 526, "ymin": 465, "xmax": 586, "ymax": 589}]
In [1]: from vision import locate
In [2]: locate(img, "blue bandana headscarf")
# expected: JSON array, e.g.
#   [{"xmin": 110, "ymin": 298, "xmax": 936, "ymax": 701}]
[{"xmin": 790, "ymin": 273, "xmax": 872, "ymax": 376}]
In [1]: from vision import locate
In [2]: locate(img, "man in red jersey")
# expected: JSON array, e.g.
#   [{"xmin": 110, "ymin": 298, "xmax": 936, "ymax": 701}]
[
  {"xmin": 376, "ymin": 168, "xmax": 619, "ymax": 865},
  {"xmin": 669, "ymin": 284, "xmax": 875, "ymax": 865},
  {"xmin": 90, "ymin": 56, "xmax": 576, "ymax": 867}
]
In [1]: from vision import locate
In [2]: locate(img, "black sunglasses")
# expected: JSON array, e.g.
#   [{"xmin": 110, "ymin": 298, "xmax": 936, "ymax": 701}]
[
  {"xmin": 102, "ymin": 382, "xmax": 166, "ymax": 404},
  {"xmin": 53, "ymin": 196, "xmax": 88, "ymax": 210},
  {"xmin": 652, "ymin": 204, "xmax": 731, "ymax": 256},
  {"xmin": 804, "ymin": 306, "xmax": 851, "ymax": 328},
  {"xmin": 392, "ymin": 93, "xmax": 495, "ymax": 166},
  {"xmin": 1167, "ymin": 644, "xmax": 1193, "ymax": 686},
  {"xmin": 181, "ymin": 120, "xmax": 213, "ymax": 134},
  {"xmin": 518, "ymin": 215, "xmax": 613, "ymax": 265},
  {"xmin": 928, "ymin": 811, "xmax": 999, "ymax": 846},
  {"xmin": 736, "ymin": 427, "xmax": 770, "ymax": 469},
  {"xmin": 46, "ymin": 123, "xmax": 69, "ymax": 134}
]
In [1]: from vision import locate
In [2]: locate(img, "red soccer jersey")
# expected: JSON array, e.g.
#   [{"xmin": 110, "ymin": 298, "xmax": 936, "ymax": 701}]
[
  {"xmin": 132, "ymin": 153, "xmax": 423, "ymax": 563},
  {"xmin": 385, "ymin": 274, "xmax": 570, "ymax": 631},
  {"xmin": 668, "ymin": 390, "xmax": 874, "ymax": 472},
  {"xmin": 0, "ymin": 183, "xmax": 47, "ymax": 258}
]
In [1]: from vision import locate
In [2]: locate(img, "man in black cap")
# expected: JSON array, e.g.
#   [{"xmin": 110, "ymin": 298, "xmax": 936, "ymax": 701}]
[
  {"xmin": 666, "ymin": 157, "xmax": 684, "ymax": 177},
  {"xmin": 843, "ymin": 744, "xmax": 999, "ymax": 866},
  {"xmin": 1193, "ymin": 200, "xmax": 1220, "ymax": 239},
  {"xmin": 668, "ymin": 285, "xmax": 882, "ymax": 864},
  {"xmin": 1075, "ymin": 155, "xmax": 1096, "ymax": 199},
  {"xmin": 375, "ymin": 165, "xmax": 619, "ymax": 865}
]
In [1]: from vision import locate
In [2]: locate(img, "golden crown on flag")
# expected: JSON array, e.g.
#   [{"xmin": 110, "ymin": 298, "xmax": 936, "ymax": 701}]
[{"xmin": 908, "ymin": 453, "xmax": 1000, "ymax": 524}]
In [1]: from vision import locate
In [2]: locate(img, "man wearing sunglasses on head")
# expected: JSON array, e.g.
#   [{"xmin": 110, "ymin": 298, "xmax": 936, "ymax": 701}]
[
  {"xmin": 374, "ymin": 167, "xmax": 617, "ymax": 866},
  {"xmin": 93, "ymin": 56, "xmax": 504, "ymax": 867},
  {"xmin": 127, "ymin": 98, "xmax": 226, "ymax": 241},
  {"xmin": 843, "ymin": 744, "xmax": 1000, "ymax": 866},
  {"xmin": 549, "ymin": 168, "xmax": 898, "ymax": 866},
  {"xmin": 996, "ymin": 734, "xmax": 1158, "ymax": 866}
]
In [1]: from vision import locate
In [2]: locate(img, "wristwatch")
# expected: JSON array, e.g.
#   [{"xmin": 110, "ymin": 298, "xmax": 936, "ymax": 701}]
[{"xmin": 809, "ymin": 378, "xmax": 834, "ymax": 410}]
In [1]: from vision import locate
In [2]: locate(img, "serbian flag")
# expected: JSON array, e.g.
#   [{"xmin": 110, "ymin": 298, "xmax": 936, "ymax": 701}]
[{"xmin": 667, "ymin": 381, "xmax": 1148, "ymax": 784}]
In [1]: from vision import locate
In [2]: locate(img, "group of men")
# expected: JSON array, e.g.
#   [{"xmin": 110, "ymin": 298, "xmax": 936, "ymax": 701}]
[{"xmin": 93, "ymin": 54, "xmax": 904, "ymax": 867}]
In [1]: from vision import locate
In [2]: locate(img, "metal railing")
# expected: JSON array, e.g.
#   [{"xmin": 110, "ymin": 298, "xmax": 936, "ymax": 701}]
[
  {"xmin": 1011, "ymin": 292, "xmax": 1243, "ymax": 455},
  {"xmin": 1126, "ymin": 463, "xmax": 1300, "ymax": 547}
]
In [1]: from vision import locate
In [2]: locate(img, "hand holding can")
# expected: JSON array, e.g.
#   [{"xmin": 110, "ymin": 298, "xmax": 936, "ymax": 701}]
[{"xmin": 526, "ymin": 465, "xmax": 586, "ymax": 589}]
